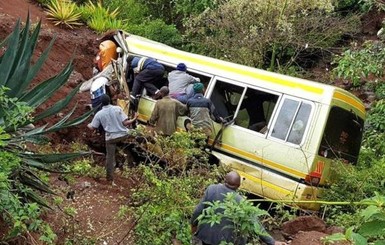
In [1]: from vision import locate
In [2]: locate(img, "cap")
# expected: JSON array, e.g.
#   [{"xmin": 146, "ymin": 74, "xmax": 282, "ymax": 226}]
[{"xmin": 176, "ymin": 63, "xmax": 187, "ymax": 71}]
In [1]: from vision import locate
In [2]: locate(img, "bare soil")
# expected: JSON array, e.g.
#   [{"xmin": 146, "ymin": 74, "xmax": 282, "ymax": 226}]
[{"xmin": 0, "ymin": 1, "xmax": 378, "ymax": 244}]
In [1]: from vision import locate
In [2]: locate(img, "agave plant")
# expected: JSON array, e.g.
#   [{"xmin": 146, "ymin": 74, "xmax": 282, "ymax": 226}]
[
  {"xmin": 45, "ymin": 0, "xmax": 82, "ymax": 28},
  {"xmin": 0, "ymin": 15, "xmax": 93, "ymax": 210}
]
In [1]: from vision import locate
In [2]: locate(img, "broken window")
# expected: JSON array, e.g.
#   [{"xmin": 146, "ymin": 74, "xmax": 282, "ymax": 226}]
[
  {"xmin": 318, "ymin": 106, "xmax": 364, "ymax": 164},
  {"xmin": 237, "ymin": 88, "xmax": 279, "ymax": 133}
]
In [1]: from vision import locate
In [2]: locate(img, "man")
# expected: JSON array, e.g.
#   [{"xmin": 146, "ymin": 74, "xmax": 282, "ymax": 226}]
[
  {"xmin": 87, "ymin": 94, "xmax": 138, "ymax": 185},
  {"xmin": 191, "ymin": 171, "xmax": 287, "ymax": 245},
  {"xmin": 186, "ymin": 83, "xmax": 223, "ymax": 137},
  {"xmin": 168, "ymin": 63, "xmax": 200, "ymax": 103},
  {"xmin": 128, "ymin": 56, "xmax": 165, "ymax": 99},
  {"xmin": 149, "ymin": 86, "xmax": 187, "ymax": 136}
]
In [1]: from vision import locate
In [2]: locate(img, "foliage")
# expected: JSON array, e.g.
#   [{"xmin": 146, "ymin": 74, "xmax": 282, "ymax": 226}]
[
  {"xmin": 46, "ymin": 0, "xmax": 83, "ymax": 28},
  {"xmin": 332, "ymin": 41, "xmax": 385, "ymax": 87},
  {"xmin": 184, "ymin": 0, "xmax": 359, "ymax": 72},
  {"xmin": 334, "ymin": 0, "xmax": 360, "ymax": 10},
  {"xmin": 359, "ymin": 0, "xmax": 385, "ymax": 12},
  {"xmin": 136, "ymin": 0, "xmax": 218, "ymax": 27},
  {"xmin": 361, "ymin": 100, "xmax": 385, "ymax": 158},
  {"xmin": 322, "ymin": 157, "xmax": 385, "ymax": 228},
  {"xmin": 102, "ymin": 0, "xmax": 149, "ymax": 25},
  {"xmin": 127, "ymin": 19, "xmax": 183, "ymax": 47},
  {"xmin": 77, "ymin": 0, "xmax": 125, "ymax": 33},
  {"xmin": 67, "ymin": 158, "xmax": 105, "ymax": 179},
  {"xmin": 324, "ymin": 193, "xmax": 385, "ymax": 245},
  {"xmin": 154, "ymin": 130, "xmax": 208, "ymax": 173},
  {"xmin": 197, "ymin": 192, "xmax": 271, "ymax": 244},
  {"xmin": 132, "ymin": 124, "xmax": 208, "ymax": 172},
  {"xmin": 0, "ymin": 17, "xmax": 92, "ymax": 241},
  {"xmin": 128, "ymin": 164, "xmax": 216, "ymax": 245}
]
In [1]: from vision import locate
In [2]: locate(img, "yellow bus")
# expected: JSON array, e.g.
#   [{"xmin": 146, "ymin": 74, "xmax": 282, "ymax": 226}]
[{"xmin": 99, "ymin": 31, "xmax": 366, "ymax": 210}]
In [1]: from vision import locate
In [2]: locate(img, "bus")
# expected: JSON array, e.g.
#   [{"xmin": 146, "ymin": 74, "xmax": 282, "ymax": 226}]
[{"xmin": 92, "ymin": 30, "xmax": 366, "ymax": 210}]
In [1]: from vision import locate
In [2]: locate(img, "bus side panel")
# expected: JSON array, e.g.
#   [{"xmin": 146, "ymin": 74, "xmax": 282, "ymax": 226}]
[
  {"xmin": 214, "ymin": 151, "xmax": 321, "ymax": 210},
  {"xmin": 137, "ymin": 97, "xmax": 156, "ymax": 123}
]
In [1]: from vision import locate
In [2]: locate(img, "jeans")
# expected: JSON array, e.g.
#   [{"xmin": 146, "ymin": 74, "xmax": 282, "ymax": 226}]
[{"xmin": 105, "ymin": 136, "xmax": 127, "ymax": 181}]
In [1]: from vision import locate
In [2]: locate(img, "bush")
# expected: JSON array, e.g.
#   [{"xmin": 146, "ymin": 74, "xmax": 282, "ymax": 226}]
[
  {"xmin": 102, "ymin": 0, "xmax": 149, "ymax": 25},
  {"xmin": 127, "ymin": 165, "xmax": 217, "ymax": 245},
  {"xmin": 126, "ymin": 19, "xmax": 183, "ymax": 47},
  {"xmin": 332, "ymin": 41, "xmax": 385, "ymax": 87},
  {"xmin": 77, "ymin": 0, "xmax": 128, "ymax": 33}
]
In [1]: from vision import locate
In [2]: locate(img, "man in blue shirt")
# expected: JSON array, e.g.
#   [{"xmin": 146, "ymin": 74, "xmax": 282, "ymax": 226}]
[{"xmin": 191, "ymin": 171, "xmax": 287, "ymax": 245}]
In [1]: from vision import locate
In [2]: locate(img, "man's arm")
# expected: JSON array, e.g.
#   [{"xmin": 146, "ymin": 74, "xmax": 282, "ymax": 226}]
[
  {"xmin": 88, "ymin": 114, "xmax": 100, "ymax": 130},
  {"xmin": 191, "ymin": 186, "xmax": 212, "ymax": 233},
  {"xmin": 123, "ymin": 112, "xmax": 138, "ymax": 127},
  {"xmin": 87, "ymin": 123, "xmax": 96, "ymax": 130},
  {"xmin": 148, "ymin": 104, "xmax": 159, "ymax": 126},
  {"xmin": 176, "ymin": 101, "xmax": 188, "ymax": 116}
]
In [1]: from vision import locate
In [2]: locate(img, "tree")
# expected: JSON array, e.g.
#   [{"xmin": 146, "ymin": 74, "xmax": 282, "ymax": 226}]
[{"xmin": 185, "ymin": 0, "xmax": 360, "ymax": 72}]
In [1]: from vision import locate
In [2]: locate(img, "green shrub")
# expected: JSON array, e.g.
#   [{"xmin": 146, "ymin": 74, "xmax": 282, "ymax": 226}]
[
  {"xmin": 374, "ymin": 83, "xmax": 385, "ymax": 99},
  {"xmin": 128, "ymin": 165, "xmax": 216, "ymax": 245},
  {"xmin": 46, "ymin": 0, "xmax": 82, "ymax": 28},
  {"xmin": 361, "ymin": 100, "xmax": 385, "ymax": 158},
  {"xmin": 332, "ymin": 41, "xmax": 385, "ymax": 87},
  {"xmin": 198, "ymin": 192, "xmax": 271, "ymax": 244},
  {"xmin": 102, "ymin": 0, "xmax": 149, "ymax": 24},
  {"xmin": 359, "ymin": 0, "xmax": 385, "ymax": 12},
  {"xmin": 127, "ymin": 19, "xmax": 182, "ymax": 47},
  {"xmin": 324, "ymin": 193, "xmax": 385, "ymax": 244},
  {"xmin": 78, "ymin": 0, "xmax": 126, "ymax": 33}
]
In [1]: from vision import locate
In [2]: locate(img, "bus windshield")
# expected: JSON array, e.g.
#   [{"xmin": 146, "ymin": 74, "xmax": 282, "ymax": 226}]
[{"xmin": 318, "ymin": 107, "xmax": 364, "ymax": 164}]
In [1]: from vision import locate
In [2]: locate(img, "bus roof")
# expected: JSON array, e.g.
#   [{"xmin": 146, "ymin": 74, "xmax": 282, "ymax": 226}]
[{"xmin": 122, "ymin": 32, "xmax": 365, "ymax": 117}]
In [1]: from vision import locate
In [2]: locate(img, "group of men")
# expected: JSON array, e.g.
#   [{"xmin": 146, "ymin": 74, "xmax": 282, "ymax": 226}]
[
  {"xmin": 86, "ymin": 53, "xmax": 286, "ymax": 245},
  {"xmin": 87, "ymin": 57, "xmax": 221, "ymax": 180}
]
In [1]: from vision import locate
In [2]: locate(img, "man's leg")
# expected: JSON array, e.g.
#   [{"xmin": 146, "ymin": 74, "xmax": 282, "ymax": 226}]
[
  {"xmin": 141, "ymin": 69, "xmax": 165, "ymax": 95},
  {"xmin": 131, "ymin": 77, "xmax": 142, "ymax": 97},
  {"xmin": 105, "ymin": 140, "xmax": 117, "ymax": 181}
]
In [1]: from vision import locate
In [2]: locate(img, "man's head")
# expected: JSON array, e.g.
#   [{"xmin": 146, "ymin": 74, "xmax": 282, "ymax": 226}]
[
  {"xmin": 224, "ymin": 171, "xmax": 241, "ymax": 190},
  {"xmin": 176, "ymin": 63, "xmax": 187, "ymax": 72},
  {"xmin": 100, "ymin": 94, "xmax": 111, "ymax": 106},
  {"xmin": 159, "ymin": 86, "xmax": 169, "ymax": 97},
  {"xmin": 193, "ymin": 83, "xmax": 204, "ymax": 93}
]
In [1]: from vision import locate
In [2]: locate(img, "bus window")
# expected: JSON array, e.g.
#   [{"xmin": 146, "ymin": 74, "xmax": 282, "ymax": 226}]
[
  {"xmin": 319, "ymin": 106, "xmax": 364, "ymax": 164},
  {"xmin": 271, "ymin": 98, "xmax": 312, "ymax": 144},
  {"xmin": 209, "ymin": 80, "xmax": 245, "ymax": 121},
  {"xmin": 237, "ymin": 88, "xmax": 278, "ymax": 133}
]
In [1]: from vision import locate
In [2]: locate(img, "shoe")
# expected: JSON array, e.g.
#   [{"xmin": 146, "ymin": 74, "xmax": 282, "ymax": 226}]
[{"xmin": 111, "ymin": 181, "xmax": 117, "ymax": 187}]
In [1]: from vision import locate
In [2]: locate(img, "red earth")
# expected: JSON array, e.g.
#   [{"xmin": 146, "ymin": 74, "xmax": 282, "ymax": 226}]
[
  {"xmin": 0, "ymin": 1, "xmax": 137, "ymax": 244},
  {"xmin": 0, "ymin": 1, "xmax": 377, "ymax": 244}
]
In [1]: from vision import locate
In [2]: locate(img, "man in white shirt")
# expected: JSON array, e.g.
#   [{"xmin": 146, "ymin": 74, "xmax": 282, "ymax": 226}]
[{"xmin": 87, "ymin": 94, "xmax": 137, "ymax": 185}]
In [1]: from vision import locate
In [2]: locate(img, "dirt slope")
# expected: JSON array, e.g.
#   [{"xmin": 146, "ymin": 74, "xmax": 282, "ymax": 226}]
[{"xmin": 0, "ymin": 0, "xmax": 98, "ymax": 145}]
